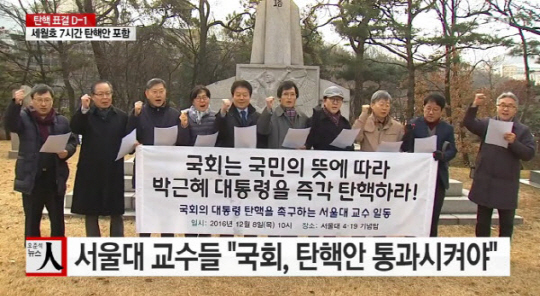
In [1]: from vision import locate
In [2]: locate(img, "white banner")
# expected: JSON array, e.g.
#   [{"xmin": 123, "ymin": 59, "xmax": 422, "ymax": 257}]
[
  {"xmin": 62, "ymin": 237, "xmax": 510, "ymax": 277},
  {"xmin": 135, "ymin": 146, "xmax": 437, "ymax": 236},
  {"xmin": 25, "ymin": 27, "xmax": 136, "ymax": 41}
]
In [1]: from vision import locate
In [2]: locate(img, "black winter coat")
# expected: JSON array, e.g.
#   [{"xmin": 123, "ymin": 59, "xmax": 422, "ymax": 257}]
[
  {"xmin": 5, "ymin": 101, "xmax": 77, "ymax": 196},
  {"xmin": 305, "ymin": 107, "xmax": 354, "ymax": 151},
  {"xmin": 70, "ymin": 106, "xmax": 128, "ymax": 215},
  {"xmin": 464, "ymin": 106, "xmax": 536, "ymax": 209}
]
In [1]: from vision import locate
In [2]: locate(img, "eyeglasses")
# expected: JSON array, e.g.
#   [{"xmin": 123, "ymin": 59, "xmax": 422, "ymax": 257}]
[
  {"xmin": 374, "ymin": 101, "xmax": 390, "ymax": 108},
  {"xmin": 497, "ymin": 104, "xmax": 516, "ymax": 110},
  {"xmin": 33, "ymin": 98, "xmax": 52, "ymax": 104},
  {"xmin": 328, "ymin": 97, "xmax": 343, "ymax": 103},
  {"xmin": 424, "ymin": 107, "xmax": 441, "ymax": 113},
  {"xmin": 93, "ymin": 92, "xmax": 112, "ymax": 97},
  {"xmin": 194, "ymin": 95, "xmax": 209, "ymax": 101}
]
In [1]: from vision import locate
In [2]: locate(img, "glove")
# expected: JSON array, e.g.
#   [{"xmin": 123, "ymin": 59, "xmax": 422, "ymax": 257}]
[{"xmin": 433, "ymin": 150, "xmax": 444, "ymax": 161}]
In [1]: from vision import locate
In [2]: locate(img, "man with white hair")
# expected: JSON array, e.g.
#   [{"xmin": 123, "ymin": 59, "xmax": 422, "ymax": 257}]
[
  {"xmin": 353, "ymin": 90, "xmax": 403, "ymax": 152},
  {"xmin": 464, "ymin": 92, "xmax": 536, "ymax": 238}
]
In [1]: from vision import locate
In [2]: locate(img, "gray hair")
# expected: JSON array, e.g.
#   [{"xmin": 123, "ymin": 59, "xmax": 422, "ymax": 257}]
[
  {"xmin": 370, "ymin": 90, "xmax": 392, "ymax": 104},
  {"xmin": 496, "ymin": 92, "xmax": 519, "ymax": 105}
]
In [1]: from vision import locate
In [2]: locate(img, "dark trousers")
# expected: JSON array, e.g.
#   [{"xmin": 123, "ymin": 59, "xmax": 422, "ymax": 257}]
[
  {"xmin": 430, "ymin": 181, "xmax": 446, "ymax": 237},
  {"xmin": 185, "ymin": 234, "xmax": 211, "ymax": 237},
  {"xmin": 85, "ymin": 215, "xmax": 124, "ymax": 237},
  {"xmin": 475, "ymin": 205, "xmax": 515, "ymax": 238},
  {"xmin": 22, "ymin": 192, "xmax": 65, "ymax": 238},
  {"xmin": 139, "ymin": 233, "xmax": 174, "ymax": 237}
]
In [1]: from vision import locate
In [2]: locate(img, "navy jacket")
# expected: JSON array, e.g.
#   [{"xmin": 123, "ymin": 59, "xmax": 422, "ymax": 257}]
[
  {"xmin": 5, "ymin": 101, "xmax": 77, "ymax": 196},
  {"xmin": 215, "ymin": 104, "xmax": 267, "ymax": 148},
  {"xmin": 401, "ymin": 116, "xmax": 457, "ymax": 189},
  {"xmin": 126, "ymin": 103, "xmax": 181, "ymax": 145}
]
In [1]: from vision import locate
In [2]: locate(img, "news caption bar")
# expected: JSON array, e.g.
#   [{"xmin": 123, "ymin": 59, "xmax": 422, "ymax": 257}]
[{"xmin": 26, "ymin": 237, "xmax": 510, "ymax": 277}]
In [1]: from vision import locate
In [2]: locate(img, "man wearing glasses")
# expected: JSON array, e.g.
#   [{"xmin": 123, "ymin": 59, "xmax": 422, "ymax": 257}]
[
  {"xmin": 6, "ymin": 84, "xmax": 77, "ymax": 241},
  {"xmin": 71, "ymin": 80, "xmax": 128, "ymax": 237},
  {"xmin": 464, "ymin": 92, "xmax": 536, "ymax": 238},
  {"xmin": 306, "ymin": 86, "xmax": 353, "ymax": 151}
]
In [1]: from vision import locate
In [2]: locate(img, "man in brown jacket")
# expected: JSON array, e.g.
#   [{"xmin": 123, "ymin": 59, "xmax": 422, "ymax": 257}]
[{"xmin": 353, "ymin": 90, "xmax": 403, "ymax": 152}]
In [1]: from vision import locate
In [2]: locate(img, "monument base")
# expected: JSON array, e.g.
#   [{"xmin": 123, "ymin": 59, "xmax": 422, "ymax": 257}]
[
  {"xmin": 8, "ymin": 150, "xmax": 17, "ymax": 159},
  {"xmin": 206, "ymin": 64, "xmax": 351, "ymax": 119}
]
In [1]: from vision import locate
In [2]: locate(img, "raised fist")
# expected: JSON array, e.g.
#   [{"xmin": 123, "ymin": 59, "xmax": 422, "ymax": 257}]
[
  {"xmin": 266, "ymin": 96, "xmax": 274, "ymax": 110},
  {"xmin": 361, "ymin": 104, "xmax": 370, "ymax": 115},
  {"xmin": 14, "ymin": 89, "xmax": 25, "ymax": 105},
  {"xmin": 473, "ymin": 93, "xmax": 486, "ymax": 107},
  {"xmin": 134, "ymin": 101, "xmax": 143, "ymax": 116},
  {"xmin": 81, "ymin": 94, "xmax": 91, "ymax": 109},
  {"xmin": 180, "ymin": 111, "xmax": 188, "ymax": 128},
  {"xmin": 221, "ymin": 99, "xmax": 232, "ymax": 113}
]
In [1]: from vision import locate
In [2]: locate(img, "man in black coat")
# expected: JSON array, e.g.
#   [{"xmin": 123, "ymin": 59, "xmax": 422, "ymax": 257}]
[
  {"xmin": 126, "ymin": 78, "xmax": 180, "ymax": 237},
  {"xmin": 464, "ymin": 92, "xmax": 536, "ymax": 238},
  {"xmin": 5, "ymin": 84, "xmax": 77, "ymax": 239},
  {"xmin": 70, "ymin": 80, "xmax": 128, "ymax": 237},
  {"xmin": 306, "ymin": 86, "xmax": 354, "ymax": 151}
]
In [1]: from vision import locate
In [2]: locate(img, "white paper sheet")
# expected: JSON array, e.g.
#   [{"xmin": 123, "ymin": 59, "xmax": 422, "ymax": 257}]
[
  {"xmin": 414, "ymin": 135, "xmax": 437, "ymax": 153},
  {"xmin": 154, "ymin": 126, "xmax": 178, "ymax": 146},
  {"xmin": 485, "ymin": 119, "xmax": 513, "ymax": 148},
  {"xmin": 377, "ymin": 141, "xmax": 403, "ymax": 152},
  {"xmin": 39, "ymin": 132, "xmax": 71, "ymax": 153},
  {"xmin": 234, "ymin": 125, "xmax": 257, "ymax": 148},
  {"xmin": 194, "ymin": 132, "xmax": 219, "ymax": 147},
  {"xmin": 330, "ymin": 128, "xmax": 361, "ymax": 149},
  {"xmin": 116, "ymin": 129, "xmax": 137, "ymax": 161},
  {"xmin": 281, "ymin": 128, "xmax": 311, "ymax": 149}
]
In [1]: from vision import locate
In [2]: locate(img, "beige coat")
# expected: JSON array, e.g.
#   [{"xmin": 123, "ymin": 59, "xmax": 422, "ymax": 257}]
[{"xmin": 353, "ymin": 111, "xmax": 404, "ymax": 152}]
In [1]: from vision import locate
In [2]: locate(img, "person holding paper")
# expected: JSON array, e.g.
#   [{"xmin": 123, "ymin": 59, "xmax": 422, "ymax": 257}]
[
  {"xmin": 352, "ymin": 90, "xmax": 403, "ymax": 152},
  {"xmin": 127, "ymin": 78, "xmax": 182, "ymax": 147},
  {"xmin": 401, "ymin": 93, "xmax": 457, "ymax": 237},
  {"xmin": 70, "ymin": 80, "xmax": 128, "ymax": 237},
  {"xmin": 215, "ymin": 80, "xmax": 266, "ymax": 148},
  {"xmin": 257, "ymin": 80, "xmax": 310, "ymax": 149},
  {"xmin": 176, "ymin": 85, "xmax": 218, "ymax": 238},
  {"xmin": 306, "ymin": 86, "xmax": 353, "ymax": 151},
  {"xmin": 5, "ymin": 84, "xmax": 77, "ymax": 240},
  {"xmin": 464, "ymin": 92, "xmax": 536, "ymax": 238},
  {"xmin": 178, "ymin": 85, "xmax": 217, "ymax": 146},
  {"xmin": 126, "ymin": 78, "xmax": 181, "ymax": 238}
]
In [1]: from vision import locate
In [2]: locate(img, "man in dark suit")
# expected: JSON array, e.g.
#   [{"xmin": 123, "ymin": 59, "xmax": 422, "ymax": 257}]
[
  {"xmin": 401, "ymin": 93, "xmax": 457, "ymax": 237},
  {"xmin": 215, "ymin": 80, "xmax": 267, "ymax": 148}
]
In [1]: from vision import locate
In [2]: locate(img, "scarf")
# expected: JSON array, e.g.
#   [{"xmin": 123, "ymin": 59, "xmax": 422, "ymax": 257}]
[
  {"xmin": 30, "ymin": 108, "xmax": 55, "ymax": 143},
  {"xmin": 189, "ymin": 105, "xmax": 210, "ymax": 125},
  {"xmin": 425, "ymin": 118, "xmax": 440, "ymax": 130},
  {"xmin": 283, "ymin": 107, "xmax": 297, "ymax": 124},
  {"xmin": 323, "ymin": 106, "xmax": 341, "ymax": 126},
  {"xmin": 96, "ymin": 107, "xmax": 111, "ymax": 120}
]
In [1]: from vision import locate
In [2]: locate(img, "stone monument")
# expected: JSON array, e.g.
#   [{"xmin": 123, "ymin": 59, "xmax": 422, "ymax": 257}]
[{"xmin": 206, "ymin": 0, "xmax": 350, "ymax": 118}]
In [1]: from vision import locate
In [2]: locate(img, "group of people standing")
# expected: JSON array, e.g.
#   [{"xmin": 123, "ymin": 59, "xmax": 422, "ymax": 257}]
[{"xmin": 7, "ymin": 78, "xmax": 536, "ymax": 242}]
